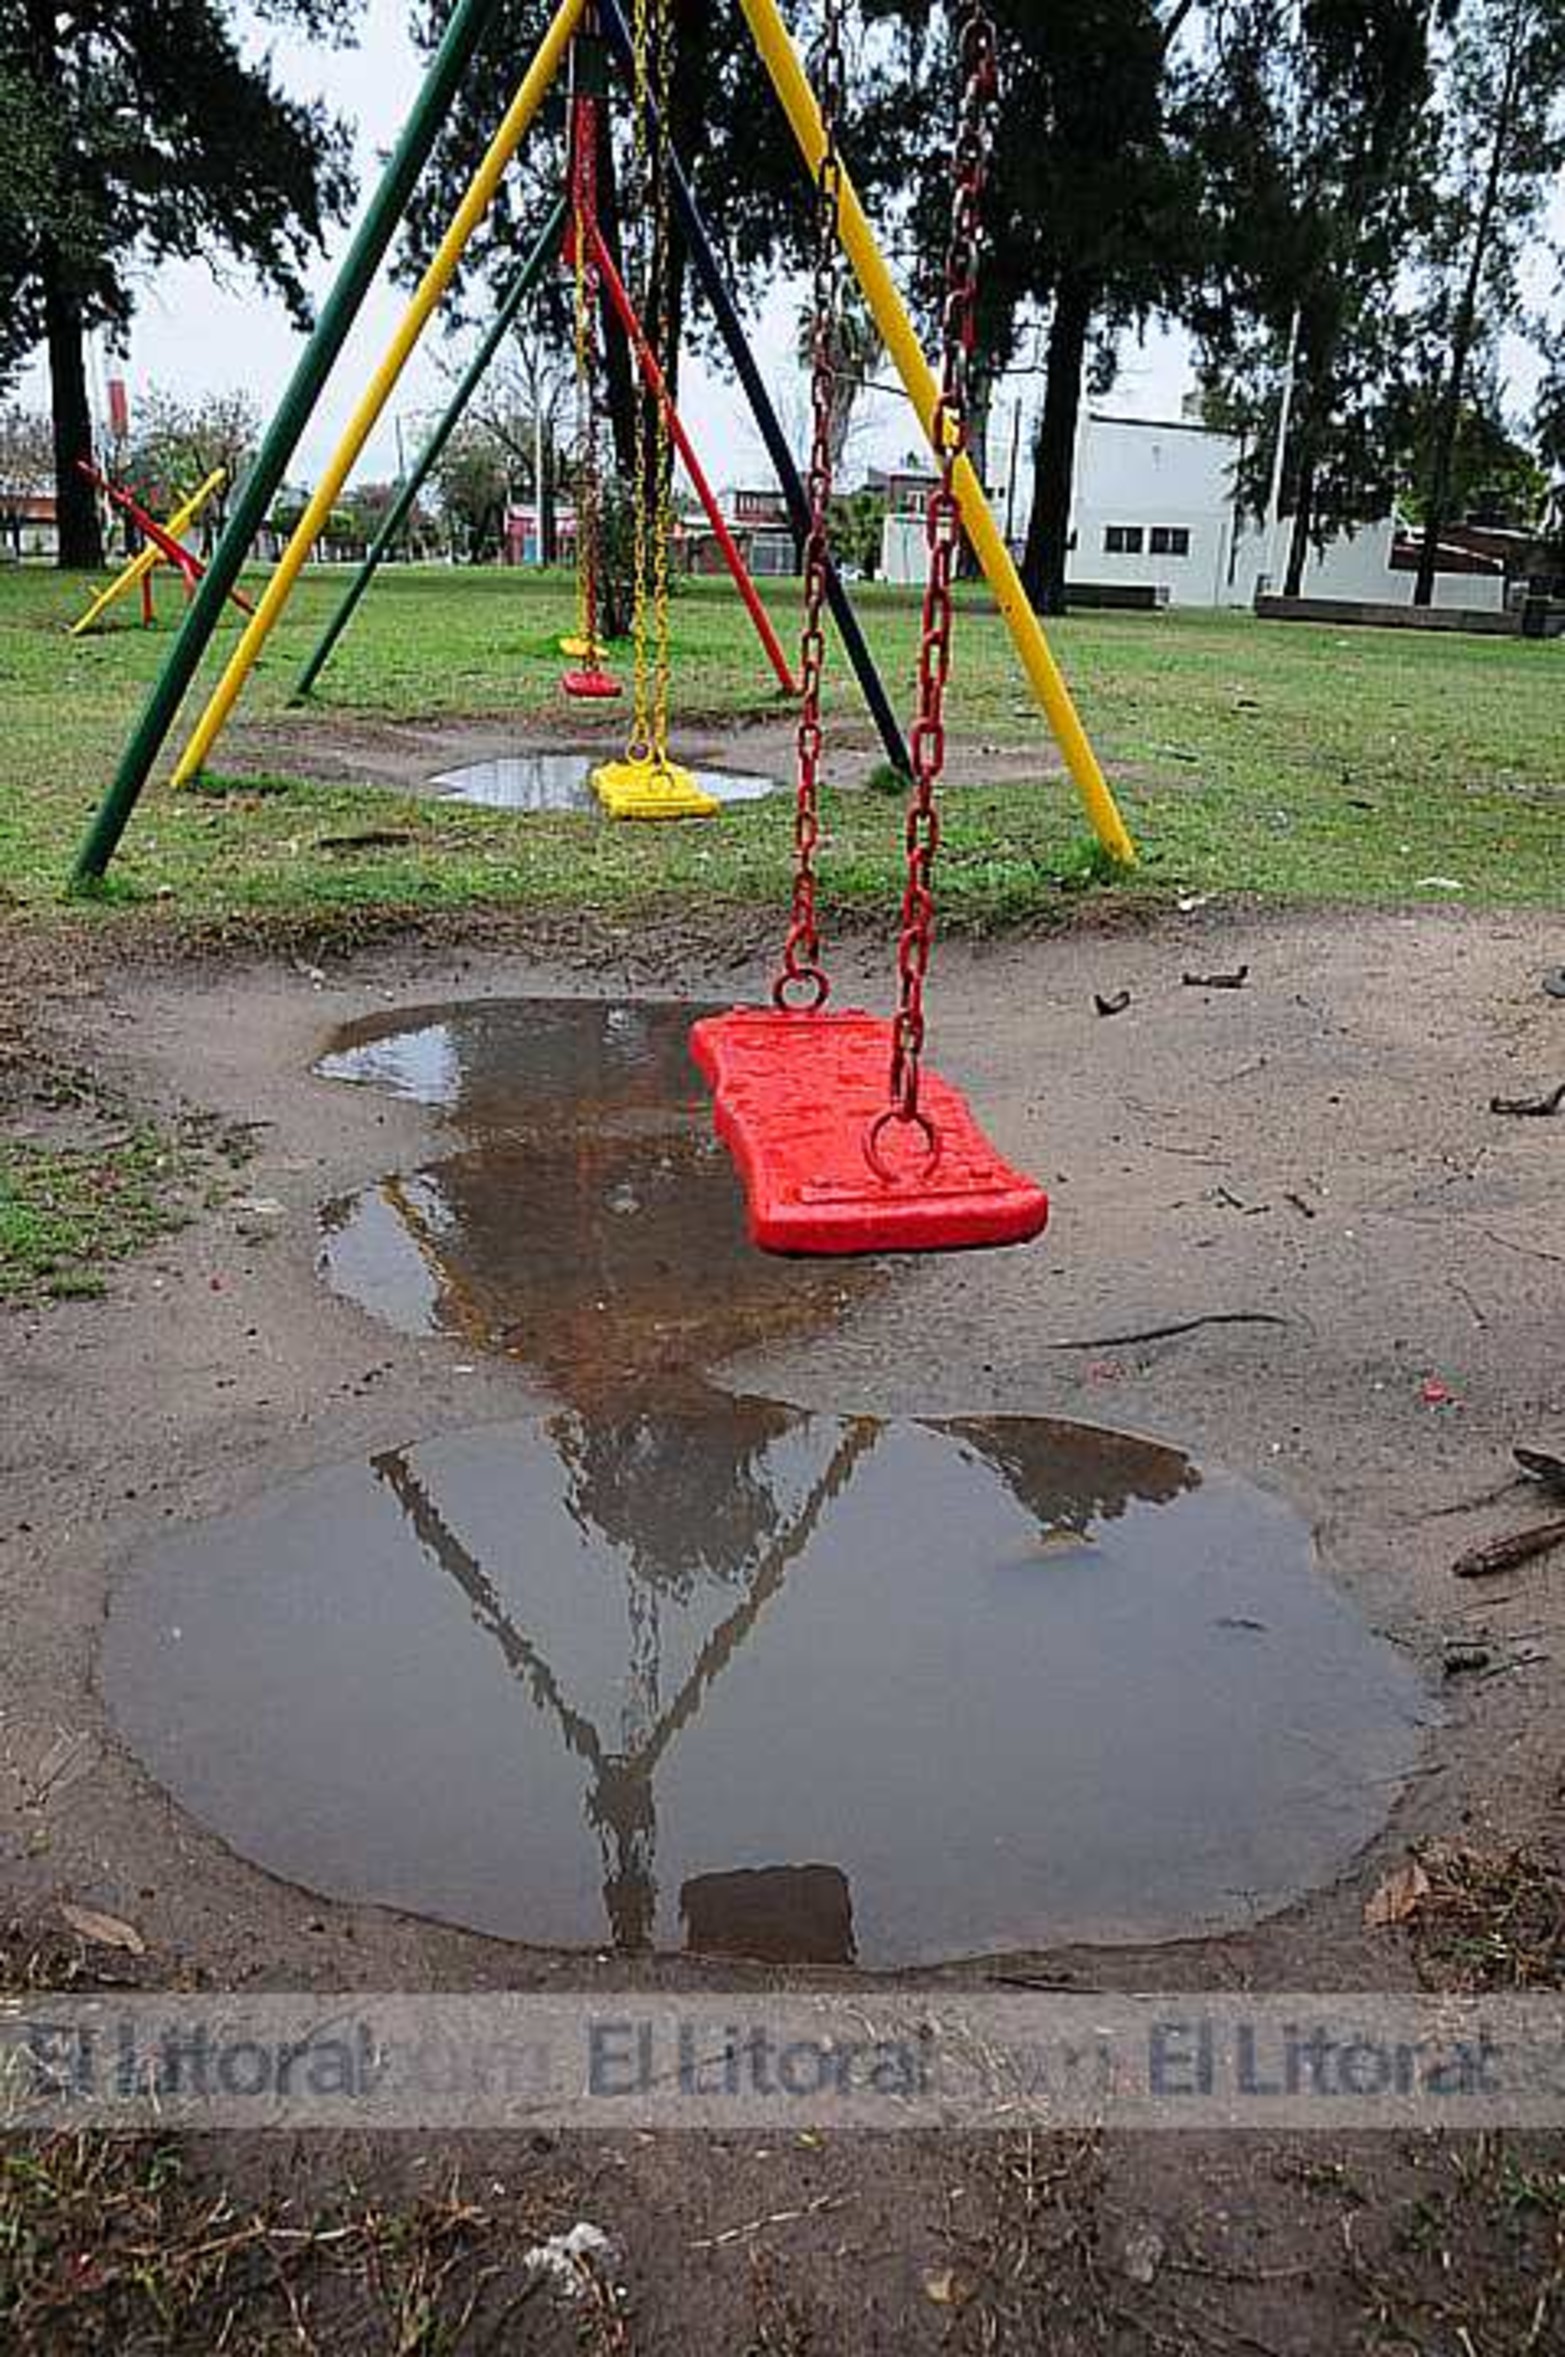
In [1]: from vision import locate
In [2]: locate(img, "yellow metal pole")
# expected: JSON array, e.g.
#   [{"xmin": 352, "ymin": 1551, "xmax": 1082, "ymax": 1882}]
[
  {"xmin": 171, "ymin": 0, "xmax": 585, "ymax": 786},
  {"xmin": 69, "ymin": 470, "xmax": 226, "ymax": 638},
  {"xmin": 735, "ymin": 0, "xmax": 1134, "ymax": 865}
]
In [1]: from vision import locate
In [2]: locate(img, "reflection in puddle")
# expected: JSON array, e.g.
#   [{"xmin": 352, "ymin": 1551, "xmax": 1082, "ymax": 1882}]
[
  {"xmin": 316, "ymin": 999, "xmax": 872, "ymax": 1397},
  {"xmin": 316, "ymin": 996, "xmax": 721, "ymax": 1120},
  {"xmin": 103, "ymin": 1403, "xmax": 1427, "ymax": 1963},
  {"xmin": 429, "ymin": 752, "xmax": 777, "ymax": 812}
]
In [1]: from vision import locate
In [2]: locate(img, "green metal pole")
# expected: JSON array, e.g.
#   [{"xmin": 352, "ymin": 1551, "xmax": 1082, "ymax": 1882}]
[
  {"xmin": 70, "ymin": 0, "xmax": 506, "ymax": 887},
  {"xmin": 292, "ymin": 195, "xmax": 566, "ymax": 703}
]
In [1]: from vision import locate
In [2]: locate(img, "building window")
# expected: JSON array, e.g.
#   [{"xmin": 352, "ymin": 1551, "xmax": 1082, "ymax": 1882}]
[
  {"xmin": 1103, "ymin": 524, "xmax": 1144, "ymax": 554},
  {"xmin": 1150, "ymin": 525, "xmax": 1191, "ymax": 557}
]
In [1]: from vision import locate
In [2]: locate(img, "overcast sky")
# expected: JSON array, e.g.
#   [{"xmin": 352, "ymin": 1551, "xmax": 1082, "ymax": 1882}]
[{"xmin": 14, "ymin": 0, "xmax": 1199, "ymax": 511}]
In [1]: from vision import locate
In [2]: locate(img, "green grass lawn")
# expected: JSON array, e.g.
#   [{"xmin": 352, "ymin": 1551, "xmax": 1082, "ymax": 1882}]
[{"xmin": 0, "ymin": 562, "xmax": 1559, "ymax": 938}]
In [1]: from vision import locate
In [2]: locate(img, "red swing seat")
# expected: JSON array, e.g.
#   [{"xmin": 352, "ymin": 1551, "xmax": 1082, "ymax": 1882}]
[
  {"xmin": 562, "ymin": 664, "xmax": 622, "ymax": 698},
  {"xmin": 691, "ymin": 0, "xmax": 1044, "ymax": 1259},
  {"xmin": 690, "ymin": 1007, "xmax": 1049, "ymax": 1256}
]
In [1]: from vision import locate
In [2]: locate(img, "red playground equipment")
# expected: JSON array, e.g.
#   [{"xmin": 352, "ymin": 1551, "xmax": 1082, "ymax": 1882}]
[
  {"xmin": 559, "ymin": 64, "xmax": 794, "ymax": 705},
  {"xmin": 693, "ymin": 0, "xmax": 1049, "ymax": 1256},
  {"xmin": 69, "ymin": 459, "xmax": 256, "ymax": 637}
]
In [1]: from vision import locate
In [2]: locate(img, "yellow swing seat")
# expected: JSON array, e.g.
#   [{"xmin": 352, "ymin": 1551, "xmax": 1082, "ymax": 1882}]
[{"xmin": 592, "ymin": 754, "xmax": 719, "ymax": 821}]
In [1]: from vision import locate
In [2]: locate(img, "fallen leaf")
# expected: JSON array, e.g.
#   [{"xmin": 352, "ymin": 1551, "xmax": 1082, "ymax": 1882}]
[
  {"xmin": 1517, "ymin": 1446, "xmax": 1565, "ymax": 1499},
  {"xmin": 1364, "ymin": 1860, "xmax": 1430, "ymax": 1929},
  {"xmin": 1121, "ymin": 2223, "xmax": 1166, "ymax": 2285},
  {"xmin": 61, "ymin": 1903, "xmax": 146, "ymax": 1955},
  {"xmin": 922, "ymin": 2268, "xmax": 967, "ymax": 2307}
]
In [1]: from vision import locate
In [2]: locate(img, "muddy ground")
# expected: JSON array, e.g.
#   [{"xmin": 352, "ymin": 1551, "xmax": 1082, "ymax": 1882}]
[
  {"xmin": 222, "ymin": 704, "xmax": 1069, "ymax": 799},
  {"xmin": 4, "ymin": 895, "xmax": 1564, "ymax": 2351}
]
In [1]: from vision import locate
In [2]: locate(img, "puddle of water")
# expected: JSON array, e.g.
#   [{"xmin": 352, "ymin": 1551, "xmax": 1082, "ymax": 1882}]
[
  {"xmin": 429, "ymin": 752, "xmax": 776, "ymax": 812},
  {"xmin": 316, "ymin": 999, "xmax": 870, "ymax": 1397},
  {"xmin": 103, "ymin": 1404, "xmax": 1428, "ymax": 1965},
  {"xmin": 316, "ymin": 996, "xmax": 721, "ymax": 1121}
]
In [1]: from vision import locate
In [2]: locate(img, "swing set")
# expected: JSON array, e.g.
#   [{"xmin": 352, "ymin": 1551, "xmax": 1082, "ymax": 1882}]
[{"xmin": 72, "ymin": 0, "xmax": 1137, "ymax": 1259}]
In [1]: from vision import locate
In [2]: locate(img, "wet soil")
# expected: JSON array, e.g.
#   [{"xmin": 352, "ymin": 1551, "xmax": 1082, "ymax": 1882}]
[
  {"xmin": 222, "ymin": 707, "xmax": 1053, "ymax": 801},
  {"xmin": 4, "ymin": 901, "xmax": 1564, "ymax": 2350},
  {"xmin": 99, "ymin": 992, "xmax": 1423, "ymax": 1964}
]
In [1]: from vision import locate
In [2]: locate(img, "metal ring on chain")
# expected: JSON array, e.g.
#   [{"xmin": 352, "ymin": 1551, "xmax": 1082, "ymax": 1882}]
[
  {"xmin": 863, "ymin": 1105, "xmax": 942, "ymax": 1185},
  {"xmin": 772, "ymin": 967, "xmax": 831, "ymax": 1013}
]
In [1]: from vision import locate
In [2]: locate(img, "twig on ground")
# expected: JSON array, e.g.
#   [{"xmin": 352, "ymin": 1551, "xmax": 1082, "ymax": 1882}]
[
  {"xmin": 688, "ymin": 2193, "xmax": 852, "ymax": 2253},
  {"xmin": 1489, "ymin": 1083, "xmax": 1565, "ymax": 1117},
  {"xmin": 1047, "ymin": 1312, "xmax": 1290, "ymax": 1350},
  {"xmin": 1452, "ymin": 1518, "xmax": 1565, "ymax": 1579}
]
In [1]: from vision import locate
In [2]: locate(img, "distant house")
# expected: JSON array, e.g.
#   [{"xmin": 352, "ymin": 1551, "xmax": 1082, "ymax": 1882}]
[
  {"xmin": 682, "ymin": 487, "xmax": 795, "ymax": 578},
  {"xmin": 1, "ymin": 492, "xmax": 58, "ymax": 562},
  {"xmin": 869, "ymin": 463, "xmax": 940, "ymax": 515},
  {"xmin": 503, "ymin": 501, "xmax": 579, "ymax": 567}
]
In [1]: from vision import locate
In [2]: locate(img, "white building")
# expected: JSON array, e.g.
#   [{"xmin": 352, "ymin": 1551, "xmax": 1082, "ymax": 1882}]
[
  {"xmin": 883, "ymin": 408, "xmax": 1507, "ymax": 613},
  {"xmin": 1075, "ymin": 411, "xmax": 1505, "ymax": 611},
  {"xmin": 1070, "ymin": 412, "xmax": 1239, "ymax": 605}
]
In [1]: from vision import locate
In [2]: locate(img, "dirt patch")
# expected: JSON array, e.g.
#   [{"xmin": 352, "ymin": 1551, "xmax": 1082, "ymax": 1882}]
[
  {"xmin": 223, "ymin": 706, "xmax": 1064, "ymax": 800},
  {"xmin": 3, "ymin": 898, "xmax": 1564, "ymax": 2349}
]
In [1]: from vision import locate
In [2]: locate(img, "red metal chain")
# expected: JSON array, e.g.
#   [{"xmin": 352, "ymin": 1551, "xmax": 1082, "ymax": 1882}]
[
  {"xmin": 571, "ymin": 91, "xmax": 604, "ymax": 660},
  {"xmin": 773, "ymin": 0, "xmax": 848, "ymax": 1013},
  {"xmin": 874, "ymin": 0, "xmax": 1000, "ymax": 1163}
]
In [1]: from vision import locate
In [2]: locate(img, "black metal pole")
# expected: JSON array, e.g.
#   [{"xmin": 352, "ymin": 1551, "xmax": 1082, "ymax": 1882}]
[{"xmin": 597, "ymin": 0, "xmax": 909, "ymax": 778}]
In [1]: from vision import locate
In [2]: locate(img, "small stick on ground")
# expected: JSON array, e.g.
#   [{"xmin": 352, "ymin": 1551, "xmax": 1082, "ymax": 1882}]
[
  {"xmin": 1452, "ymin": 1517, "xmax": 1565, "ymax": 1580},
  {"xmin": 1489, "ymin": 1082, "xmax": 1565, "ymax": 1117},
  {"xmin": 1047, "ymin": 1312, "xmax": 1290, "ymax": 1350}
]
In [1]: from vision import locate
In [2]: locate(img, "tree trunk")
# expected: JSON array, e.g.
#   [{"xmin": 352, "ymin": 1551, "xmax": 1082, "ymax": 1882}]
[
  {"xmin": 24, "ymin": 0, "xmax": 101, "ymax": 568},
  {"xmin": 42, "ymin": 246, "xmax": 101, "ymax": 569},
  {"xmin": 1414, "ymin": 19, "xmax": 1523, "ymax": 605},
  {"xmin": 1021, "ymin": 270, "xmax": 1094, "ymax": 615},
  {"xmin": 594, "ymin": 109, "xmax": 638, "ymax": 482},
  {"xmin": 1283, "ymin": 440, "xmax": 1316, "ymax": 596},
  {"xmin": 539, "ymin": 426, "xmax": 558, "ymax": 566}
]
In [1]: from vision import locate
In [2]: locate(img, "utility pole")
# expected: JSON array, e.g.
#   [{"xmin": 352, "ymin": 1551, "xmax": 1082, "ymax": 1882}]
[
  {"xmin": 1004, "ymin": 399, "xmax": 1023, "ymax": 548},
  {"xmin": 1260, "ymin": 309, "xmax": 1299, "ymax": 593}
]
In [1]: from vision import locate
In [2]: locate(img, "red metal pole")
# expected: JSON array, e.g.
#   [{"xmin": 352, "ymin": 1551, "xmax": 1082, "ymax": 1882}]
[{"xmin": 587, "ymin": 223, "xmax": 798, "ymax": 697}]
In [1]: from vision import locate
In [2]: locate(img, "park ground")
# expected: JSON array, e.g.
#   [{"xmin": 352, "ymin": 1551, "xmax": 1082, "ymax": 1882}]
[{"xmin": 2, "ymin": 565, "xmax": 1564, "ymax": 2351}]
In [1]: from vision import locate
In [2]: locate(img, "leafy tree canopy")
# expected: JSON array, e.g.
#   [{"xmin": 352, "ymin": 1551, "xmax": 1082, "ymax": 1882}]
[{"xmin": 0, "ymin": 0, "xmax": 363, "ymax": 559}]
